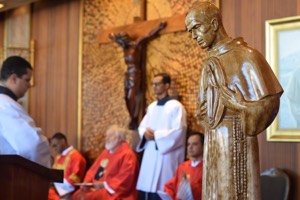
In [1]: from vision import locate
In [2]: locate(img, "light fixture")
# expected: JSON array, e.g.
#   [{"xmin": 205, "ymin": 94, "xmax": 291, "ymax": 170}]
[{"xmin": 0, "ymin": 3, "xmax": 4, "ymax": 9}]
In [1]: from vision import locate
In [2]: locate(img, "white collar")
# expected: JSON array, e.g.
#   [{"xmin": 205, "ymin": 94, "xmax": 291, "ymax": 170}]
[
  {"xmin": 191, "ymin": 160, "xmax": 201, "ymax": 167},
  {"xmin": 62, "ymin": 146, "xmax": 73, "ymax": 156}
]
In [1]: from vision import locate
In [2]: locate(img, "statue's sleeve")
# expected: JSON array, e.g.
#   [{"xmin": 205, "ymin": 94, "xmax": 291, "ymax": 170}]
[{"xmin": 241, "ymin": 94, "xmax": 281, "ymax": 136}]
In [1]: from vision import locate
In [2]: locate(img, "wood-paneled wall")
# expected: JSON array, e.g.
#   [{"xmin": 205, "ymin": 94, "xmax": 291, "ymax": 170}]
[
  {"xmin": 29, "ymin": 0, "xmax": 80, "ymax": 146},
  {"xmin": 0, "ymin": 0, "xmax": 300, "ymax": 199}
]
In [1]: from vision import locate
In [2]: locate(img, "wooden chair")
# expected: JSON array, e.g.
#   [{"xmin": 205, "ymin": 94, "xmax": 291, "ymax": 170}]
[{"xmin": 260, "ymin": 167, "xmax": 290, "ymax": 200}]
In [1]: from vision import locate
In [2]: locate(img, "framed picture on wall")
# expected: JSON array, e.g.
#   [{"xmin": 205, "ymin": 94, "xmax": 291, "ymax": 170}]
[{"xmin": 266, "ymin": 16, "xmax": 300, "ymax": 142}]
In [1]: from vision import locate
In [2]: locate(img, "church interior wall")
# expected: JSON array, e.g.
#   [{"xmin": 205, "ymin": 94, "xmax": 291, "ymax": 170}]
[
  {"xmin": 80, "ymin": 0, "xmax": 203, "ymax": 159},
  {"xmin": 0, "ymin": 0, "xmax": 299, "ymax": 199}
]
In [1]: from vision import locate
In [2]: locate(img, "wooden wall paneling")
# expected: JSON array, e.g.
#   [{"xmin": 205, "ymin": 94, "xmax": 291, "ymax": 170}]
[
  {"xmin": 30, "ymin": 0, "xmax": 80, "ymax": 147},
  {"xmin": 30, "ymin": 2, "xmax": 49, "ymax": 137},
  {"xmin": 65, "ymin": 0, "xmax": 80, "ymax": 148},
  {"xmin": 0, "ymin": 13, "xmax": 4, "ymax": 49},
  {"xmin": 298, "ymin": 0, "xmax": 300, "ymax": 14},
  {"xmin": 46, "ymin": 1, "xmax": 68, "ymax": 136},
  {"xmin": 221, "ymin": 0, "xmax": 236, "ymax": 37},
  {"xmin": 233, "ymin": 0, "xmax": 242, "ymax": 37},
  {"xmin": 241, "ymin": 0, "xmax": 262, "ymax": 50},
  {"xmin": 0, "ymin": 13, "xmax": 4, "ymax": 64},
  {"xmin": 64, "ymin": 2, "xmax": 76, "ymax": 139},
  {"xmin": 32, "ymin": 1, "xmax": 60, "ymax": 137}
]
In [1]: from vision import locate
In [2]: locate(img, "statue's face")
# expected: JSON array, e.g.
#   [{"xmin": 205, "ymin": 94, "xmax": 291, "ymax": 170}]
[{"xmin": 185, "ymin": 10, "xmax": 216, "ymax": 49}]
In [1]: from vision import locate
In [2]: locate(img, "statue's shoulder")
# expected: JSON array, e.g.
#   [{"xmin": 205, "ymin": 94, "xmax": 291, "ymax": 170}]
[{"xmin": 224, "ymin": 37, "xmax": 266, "ymax": 61}]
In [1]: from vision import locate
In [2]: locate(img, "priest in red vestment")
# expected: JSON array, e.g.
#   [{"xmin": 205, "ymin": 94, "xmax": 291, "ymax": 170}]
[
  {"xmin": 48, "ymin": 132, "xmax": 86, "ymax": 200},
  {"xmin": 164, "ymin": 132, "xmax": 204, "ymax": 200},
  {"xmin": 72, "ymin": 125, "xmax": 139, "ymax": 200}
]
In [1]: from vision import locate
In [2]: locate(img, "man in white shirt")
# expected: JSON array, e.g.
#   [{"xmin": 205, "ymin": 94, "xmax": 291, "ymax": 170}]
[
  {"xmin": 136, "ymin": 73, "xmax": 187, "ymax": 200},
  {"xmin": 0, "ymin": 56, "xmax": 50, "ymax": 167}
]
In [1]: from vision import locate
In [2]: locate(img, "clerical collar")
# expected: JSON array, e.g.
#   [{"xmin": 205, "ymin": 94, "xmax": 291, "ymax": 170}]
[
  {"xmin": 191, "ymin": 160, "xmax": 201, "ymax": 167},
  {"xmin": 0, "ymin": 85, "xmax": 18, "ymax": 101},
  {"xmin": 157, "ymin": 95, "xmax": 172, "ymax": 106},
  {"xmin": 62, "ymin": 146, "xmax": 73, "ymax": 156},
  {"xmin": 208, "ymin": 37, "xmax": 247, "ymax": 57}
]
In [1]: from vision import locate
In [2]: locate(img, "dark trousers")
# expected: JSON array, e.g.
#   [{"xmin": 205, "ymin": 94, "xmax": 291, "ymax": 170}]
[{"xmin": 138, "ymin": 191, "xmax": 162, "ymax": 200}]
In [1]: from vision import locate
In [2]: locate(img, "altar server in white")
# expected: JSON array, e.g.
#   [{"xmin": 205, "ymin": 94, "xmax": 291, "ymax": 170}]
[
  {"xmin": 136, "ymin": 73, "xmax": 187, "ymax": 200},
  {"xmin": 0, "ymin": 56, "xmax": 50, "ymax": 167}
]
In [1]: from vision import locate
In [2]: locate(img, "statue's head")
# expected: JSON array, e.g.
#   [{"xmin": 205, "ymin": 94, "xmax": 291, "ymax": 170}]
[{"xmin": 185, "ymin": 2, "xmax": 223, "ymax": 49}]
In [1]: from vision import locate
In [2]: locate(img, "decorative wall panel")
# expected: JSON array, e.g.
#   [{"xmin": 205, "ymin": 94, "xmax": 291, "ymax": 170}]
[{"xmin": 81, "ymin": 0, "xmax": 209, "ymax": 159}]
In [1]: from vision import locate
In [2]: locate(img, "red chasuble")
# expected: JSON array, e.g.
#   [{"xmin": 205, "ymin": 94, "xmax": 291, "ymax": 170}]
[
  {"xmin": 164, "ymin": 160, "xmax": 203, "ymax": 200},
  {"xmin": 72, "ymin": 142, "xmax": 139, "ymax": 200},
  {"xmin": 48, "ymin": 147, "xmax": 86, "ymax": 200}
]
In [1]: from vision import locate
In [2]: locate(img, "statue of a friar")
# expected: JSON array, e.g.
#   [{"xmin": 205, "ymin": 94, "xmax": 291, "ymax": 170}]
[{"xmin": 185, "ymin": 2, "xmax": 283, "ymax": 200}]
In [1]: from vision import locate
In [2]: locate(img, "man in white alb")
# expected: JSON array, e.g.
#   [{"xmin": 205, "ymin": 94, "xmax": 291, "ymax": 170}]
[
  {"xmin": 136, "ymin": 73, "xmax": 187, "ymax": 200},
  {"xmin": 0, "ymin": 56, "xmax": 50, "ymax": 167}
]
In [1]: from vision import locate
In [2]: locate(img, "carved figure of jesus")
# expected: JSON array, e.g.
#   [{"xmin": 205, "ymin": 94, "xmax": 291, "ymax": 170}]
[{"xmin": 109, "ymin": 21, "xmax": 167, "ymax": 130}]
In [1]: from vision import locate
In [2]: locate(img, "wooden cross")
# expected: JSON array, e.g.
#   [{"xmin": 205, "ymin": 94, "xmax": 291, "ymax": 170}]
[
  {"xmin": 97, "ymin": 0, "xmax": 219, "ymax": 43},
  {"xmin": 97, "ymin": 1, "xmax": 188, "ymax": 130},
  {"xmin": 97, "ymin": 1, "xmax": 219, "ymax": 130},
  {"xmin": 98, "ymin": 14, "xmax": 186, "ymax": 43},
  {"xmin": 98, "ymin": 1, "xmax": 187, "ymax": 44}
]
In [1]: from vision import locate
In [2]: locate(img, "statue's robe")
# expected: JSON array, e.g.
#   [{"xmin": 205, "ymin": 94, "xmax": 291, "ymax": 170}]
[{"xmin": 200, "ymin": 37, "xmax": 283, "ymax": 200}]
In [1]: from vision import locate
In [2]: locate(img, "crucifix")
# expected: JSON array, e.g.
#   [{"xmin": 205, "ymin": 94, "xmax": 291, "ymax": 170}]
[{"xmin": 98, "ymin": 1, "xmax": 186, "ymax": 130}]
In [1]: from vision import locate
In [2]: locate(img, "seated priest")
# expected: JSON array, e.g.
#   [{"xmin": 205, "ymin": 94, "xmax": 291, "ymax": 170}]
[
  {"xmin": 164, "ymin": 132, "xmax": 204, "ymax": 200},
  {"xmin": 72, "ymin": 125, "xmax": 139, "ymax": 200},
  {"xmin": 48, "ymin": 132, "xmax": 86, "ymax": 200}
]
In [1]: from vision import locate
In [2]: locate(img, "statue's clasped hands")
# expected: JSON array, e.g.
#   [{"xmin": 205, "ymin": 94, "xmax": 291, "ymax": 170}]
[{"xmin": 220, "ymin": 85, "xmax": 247, "ymax": 111}]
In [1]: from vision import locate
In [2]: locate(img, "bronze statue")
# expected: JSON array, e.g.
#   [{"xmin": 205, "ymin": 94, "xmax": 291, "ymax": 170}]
[
  {"xmin": 185, "ymin": 2, "xmax": 283, "ymax": 200},
  {"xmin": 109, "ymin": 22, "xmax": 167, "ymax": 130}
]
